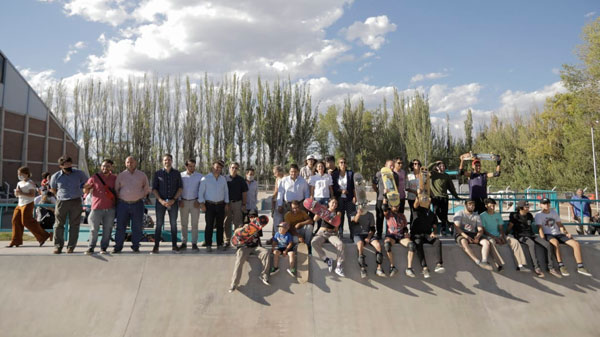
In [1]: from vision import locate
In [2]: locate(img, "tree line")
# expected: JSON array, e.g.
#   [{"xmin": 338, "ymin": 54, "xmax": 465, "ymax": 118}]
[{"xmin": 40, "ymin": 18, "xmax": 600, "ymax": 192}]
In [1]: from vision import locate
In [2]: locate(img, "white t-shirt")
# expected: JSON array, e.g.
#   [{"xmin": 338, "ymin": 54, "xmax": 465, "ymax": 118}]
[
  {"xmin": 535, "ymin": 209, "xmax": 561, "ymax": 235},
  {"xmin": 17, "ymin": 180, "xmax": 36, "ymax": 206},
  {"xmin": 309, "ymin": 173, "xmax": 333, "ymax": 198},
  {"xmin": 338, "ymin": 172, "xmax": 348, "ymax": 198}
]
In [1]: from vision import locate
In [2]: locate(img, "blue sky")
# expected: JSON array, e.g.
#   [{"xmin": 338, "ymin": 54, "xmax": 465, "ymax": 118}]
[{"xmin": 1, "ymin": 0, "xmax": 598, "ymax": 133}]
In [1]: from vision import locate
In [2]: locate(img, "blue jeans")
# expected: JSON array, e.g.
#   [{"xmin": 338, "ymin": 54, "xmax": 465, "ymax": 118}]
[
  {"xmin": 155, "ymin": 201, "xmax": 179, "ymax": 248},
  {"xmin": 115, "ymin": 200, "xmax": 144, "ymax": 250}
]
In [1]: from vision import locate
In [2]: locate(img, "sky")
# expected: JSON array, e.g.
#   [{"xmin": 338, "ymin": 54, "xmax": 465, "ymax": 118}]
[{"xmin": 1, "ymin": 0, "xmax": 598, "ymax": 135}]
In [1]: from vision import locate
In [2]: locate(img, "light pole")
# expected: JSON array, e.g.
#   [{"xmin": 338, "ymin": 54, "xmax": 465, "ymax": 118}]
[{"xmin": 592, "ymin": 121, "xmax": 599, "ymax": 212}]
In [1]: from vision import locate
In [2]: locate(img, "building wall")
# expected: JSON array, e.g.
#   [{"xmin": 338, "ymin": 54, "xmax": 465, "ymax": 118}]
[{"xmin": 0, "ymin": 51, "xmax": 81, "ymax": 191}]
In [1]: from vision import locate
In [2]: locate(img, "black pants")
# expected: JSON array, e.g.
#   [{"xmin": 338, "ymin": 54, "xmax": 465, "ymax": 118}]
[
  {"xmin": 375, "ymin": 200, "xmax": 385, "ymax": 238},
  {"xmin": 432, "ymin": 197, "xmax": 451, "ymax": 234},
  {"xmin": 474, "ymin": 197, "xmax": 486, "ymax": 215},
  {"xmin": 337, "ymin": 197, "xmax": 356, "ymax": 239},
  {"xmin": 205, "ymin": 203, "xmax": 225, "ymax": 247},
  {"xmin": 518, "ymin": 235, "xmax": 553, "ymax": 270},
  {"xmin": 412, "ymin": 234, "xmax": 442, "ymax": 267}
]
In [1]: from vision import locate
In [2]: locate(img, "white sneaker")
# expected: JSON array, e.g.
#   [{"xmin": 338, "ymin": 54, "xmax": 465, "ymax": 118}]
[
  {"xmin": 422, "ymin": 268, "xmax": 431, "ymax": 279},
  {"xmin": 434, "ymin": 264, "xmax": 445, "ymax": 273},
  {"xmin": 260, "ymin": 276, "xmax": 270, "ymax": 286},
  {"xmin": 335, "ymin": 267, "xmax": 345, "ymax": 277}
]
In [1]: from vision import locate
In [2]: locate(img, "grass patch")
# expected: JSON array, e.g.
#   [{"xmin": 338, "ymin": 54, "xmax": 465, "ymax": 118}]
[{"xmin": 0, "ymin": 232, "xmax": 37, "ymax": 241}]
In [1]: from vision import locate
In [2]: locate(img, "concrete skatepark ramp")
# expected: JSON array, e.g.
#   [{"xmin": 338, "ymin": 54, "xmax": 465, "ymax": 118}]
[{"xmin": 0, "ymin": 241, "xmax": 599, "ymax": 337}]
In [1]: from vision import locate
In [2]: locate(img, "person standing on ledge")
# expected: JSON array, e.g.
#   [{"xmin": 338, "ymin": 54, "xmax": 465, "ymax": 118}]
[{"xmin": 459, "ymin": 153, "xmax": 501, "ymax": 214}]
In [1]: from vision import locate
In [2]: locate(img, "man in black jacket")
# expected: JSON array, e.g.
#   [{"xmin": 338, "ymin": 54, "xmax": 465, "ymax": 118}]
[{"xmin": 331, "ymin": 157, "xmax": 355, "ymax": 240}]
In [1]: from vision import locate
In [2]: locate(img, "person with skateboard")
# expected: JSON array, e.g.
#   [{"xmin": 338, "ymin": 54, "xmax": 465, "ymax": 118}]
[
  {"xmin": 331, "ymin": 157, "xmax": 356, "ymax": 240},
  {"xmin": 480, "ymin": 198, "xmax": 527, "ymax": 272},
  {"xmin": 508, "ymin": 200, "xmax": 555, "ymax": 278},
  {"xmin": 284, "ymin": 200, "xmax": 314, "ymax": 246},
  {"xmin": 459, "ymin": 153, "xmax": 501, "ymax": 214},
  {"xmin": 428, "ymin": 160, "xmax": 461, "ymax": 236},
  {"xmin": 372, "ymin": 159, "xmax": 397, "ymax": 239},
  {"xmin": 383, "ymin": 204, "xmax": 415, "ymax": 277},
  {"xmin": 411, "ymin": 197, "xmax": 445, "ymax": 278},
  {"xmin": 300, "ymin": 154, "xmax": 317, "ymax": 181},
  {"xmin": 270, "ymin": 222, "xmax": 296, "ymax": 277},
  {"xmin": 351, "ymin": 205, "xmax": 384, "ymax": 278},
  {"xmin": 311, "ymin": 198, "xmax": 345, "ymax": 277},
  {"xmin": 453, "ymin": 199, "xmax": 494, "ymax": 271},
  {"xmin": 406, "ymin": 159, "xmax": 422, "ymax": 224},
  {"xmin": 309, "ymin": 161, "xmax": 334, "ymax": 206},
  {"xmin": 535, "ymin": 198, "xmax": 592, "ymax": 277},
  {"xmin": 229, "ymin": 211, "xmax": 270, "ymax": 292}
]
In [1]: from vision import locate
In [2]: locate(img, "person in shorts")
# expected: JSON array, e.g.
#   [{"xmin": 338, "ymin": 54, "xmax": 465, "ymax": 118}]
[
  {"xmin": 535, "ymin": 198, "xmax": 592, "ymax": 277},
  {"xmin": 453, "ymin": 199, "xmax": 494, "ymax": 271},
  {"xmin": 271, "ymin": 222, "xmax": 296, "ymax": 277},
  {"xmin": 351, "ymin": 205, "xmax": 384, "ymax": 278},
  {"xmin": 383, "ymin": 205, "xmax": 415, "ymax": 277}
]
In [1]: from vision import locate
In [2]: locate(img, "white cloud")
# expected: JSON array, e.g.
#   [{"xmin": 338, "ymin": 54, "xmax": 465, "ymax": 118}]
[
  {"xmin": 498, "ymin": 81, "xmax": 566, "ymax": 116},
  {"xmin": 585, "ymin": 11, "xmax": 596, "ymax": 18},
  {"xmin": 428, "ymin": 83, "xmax": 481, "ymax": 114},
  {"xmin": 18, "ymin": 68, "xmax": 59, "ymax": 94},
  {"xmin": 63, "ymin": 0, "xmax": 355, "ymax": 80},
  {"xmin": 343, "ymin": 15, "xmax": 397, "ymax": 50},
  {"xmin": 63, "ymin": 41, "xmax": 87, "ymax": 63},
  {"xmin": 410, "ymin": 72, "xmax": 449, "ymax": 83},
  {"xmin": 63, "ymin": 0, "xmax": 131, "ymax": 26},
  {"xmin": 358, "ymin": 62, "xmax": 371, "ymax": 72}
]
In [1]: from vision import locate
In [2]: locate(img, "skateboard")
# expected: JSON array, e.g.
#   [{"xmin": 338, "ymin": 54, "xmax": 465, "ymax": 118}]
[
  {"xmin": 380, "ymin": 167, "xmax": 400, "ymax": 207},
  {"xmin": 296, "ymin": 242, "xmax": 309, "ymax": 283},
  {"xmin": 386, "ymin": 213, "xmax": 408, "ymax": 236},
  {"xmin": 418, "ymin": 167, "xmax": 432, "ymax": 208},
  {"xmin": 354, "ymin": 173, "xmax": 368, "ymax": 207},
  {"xmin": 303, "ymin": 198, "xmax": 341, "ymax": 227},
  {"xmin": 462, "ymin": 152, "xmax": 500, "ymax": 161},
  {"xmin": 231, "ymin": 215, "xmax": 269, "ymax": 247}
]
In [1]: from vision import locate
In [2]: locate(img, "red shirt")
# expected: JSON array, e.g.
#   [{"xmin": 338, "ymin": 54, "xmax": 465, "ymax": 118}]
[{"xmin": 86, "ymin": 173, "xmax": 117, "ymax": 210}]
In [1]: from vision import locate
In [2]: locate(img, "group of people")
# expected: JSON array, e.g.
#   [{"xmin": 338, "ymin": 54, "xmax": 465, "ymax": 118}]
[{"xmin": 6, "ymin": 152, "xmax": 594, "ymax": 292}]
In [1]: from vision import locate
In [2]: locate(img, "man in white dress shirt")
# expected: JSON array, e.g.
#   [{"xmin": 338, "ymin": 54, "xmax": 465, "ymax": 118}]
[
  {"xmin": 179, "ymin": 158, "xmax": 203, "ymax": 251},
  {"xmin": 198, "ymin": 159, "xmax": 229, "ymax": 252}
]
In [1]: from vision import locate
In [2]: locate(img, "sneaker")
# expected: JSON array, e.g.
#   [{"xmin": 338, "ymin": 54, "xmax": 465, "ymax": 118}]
[
  {"xmin": 422, "ymin": 267, "xmax": 431, "ymax": 279},
  {"xmin": 326, "ymin": 258, "xmax": 333, "ymax": 272},
  {"xmin": 179, "ymin": 243, "xmax": 187, "ymax": 251},
  {"xmin": 478, "ymin": 261, "xmax": 493, "ymax": 271},
  {"xmin": 497, "ymin": 265, "xmax": 504, "ymax": 273},
  {"xmin": 360, "ymin": 268, "xmax": 367, "ymax": 278},
  {"xmin": 112, "ymin": 248, "xmax": 122, "ymax": 254},
  {"xmin": 405, "ymin": 268, "xmax": 416, "ymax": 278},
  {"xmin": 85, "ymin": 248, "xmax": 94, "ymax": 255},
  {"xmin": 287, "ymin": 268, "xmax": 296, "ymax": 277},
  {"xmin": 534, "ymin": 268, "xmax": 545, "ymax": 278},
  {"xmin": 150, "ymin": 247, "xmax": 159, "ymax": 254},
  {"xmin": 100, "ymin": 250, "xmax": 108, "ymax": 255},
  {"xmin": 376, "ymin": 268, "xmax": 386, "ymax": 277},
  {"xmin": 172, "ymin": 247, "xmax": 181, "ymax": 254},
  {"xmin": 434, "ymin": 264, "xmax": 445, "ymax": 273},
  {"xmin": 53, "ymin": 247, "xmax": 62, "ymax": 254},
  {"xmin": 200, "ymin": 241, "xmax": 207, "ymax": 247},
  {"xmin": 578, "ymin": 267, "xmax": 592, "ymax": 277},
  {"xmin": 131, "ymin": 247, "xmax": 140, "ymax": 253},
  {"xmin": 389, "ymin": 266, "xmax": 398, "ymax": 277},
  {"xmin": 260, "ymin": 275, "xmax": 270, "ymax": 286},
  {"xmin": 228, "ymin": 285, "xmax": 236, "ymax": 293},
  {"xmin": 66, "ymin": 247, "xmax": 75, "ymax": 254},
  {"xmin": 191, "ymin": 244, "xmax": 199, "ymax": 251},
  {"xmin": 335, "ymin": 266, "xmax": 345, "ymax": 277},
  {"xmin": 206, "ymin": 246, "xmax": 212, "ymax": 253},
  {"xmin": 517, "ymin": 265, "xmax": 531, "ymax": 272},
  {"xmin": 549, "ymin": 268, "xmax": 562, "ymax": 278},
  {"xmin": 270, "ymin": 267, "xmax": 280, "ymax": 275},
  {"xmin": 559, "ymin": 266, "xmax": 570, "ymax": 277}
]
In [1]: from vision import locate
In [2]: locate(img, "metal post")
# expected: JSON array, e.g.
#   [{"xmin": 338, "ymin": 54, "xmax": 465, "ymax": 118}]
[{"xmin": 592, "ymin": 126, "xmax": 599, "ymax": 213}]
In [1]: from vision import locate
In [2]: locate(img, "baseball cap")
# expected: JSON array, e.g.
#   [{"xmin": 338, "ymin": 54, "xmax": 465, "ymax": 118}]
[
  {"xmin": 278, "ymin": 222, "xmax": 290, "ymax": 229},
  {"xmin": 306, "ymin": 154, "xmax": 316, "ymax": 161},
  {"xmin": 540, "ymin": 198, "xmax": 551, "ymax": 204},
  {"xmin": 516, "ymin": 200, "xmax": 530, "ymax": 208},
  {"xmin": 471, "ymin": 159, "xmax": 481, "ymax": 168}
]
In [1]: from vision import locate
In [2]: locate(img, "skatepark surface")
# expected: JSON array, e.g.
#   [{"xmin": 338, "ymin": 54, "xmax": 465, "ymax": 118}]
[{"xmin": 1, "ymin": 237, "xmax": 599, "ymax": 337}]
